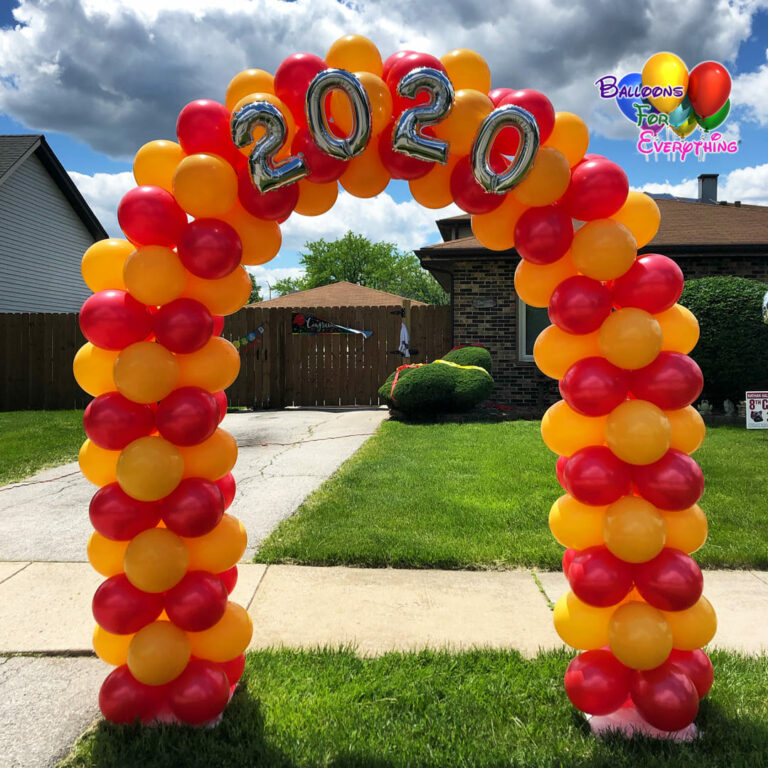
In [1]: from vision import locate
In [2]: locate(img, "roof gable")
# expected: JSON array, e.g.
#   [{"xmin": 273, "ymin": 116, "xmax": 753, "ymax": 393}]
[{"xmin": 249, "ymin": 280, "xmax": 429, "ymax": 307}]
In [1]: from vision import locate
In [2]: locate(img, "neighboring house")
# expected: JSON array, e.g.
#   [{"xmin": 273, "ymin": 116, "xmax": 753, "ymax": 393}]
[
  {"xmin": 0, "ymin": 135, "xmax": 106, "ymax": 313},
  {"xmin": 248, "ymin": 280, "xmax": 429, "ymax": 308},
  {"xmin": 416, "ymin": 174, "xmax": 768, "ymax": 412}
]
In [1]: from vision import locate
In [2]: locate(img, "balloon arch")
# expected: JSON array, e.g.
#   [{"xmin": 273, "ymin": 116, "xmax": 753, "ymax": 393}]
[{"xmin": 74, "ymin": 37, "xmax": 715, "ymax": 733}]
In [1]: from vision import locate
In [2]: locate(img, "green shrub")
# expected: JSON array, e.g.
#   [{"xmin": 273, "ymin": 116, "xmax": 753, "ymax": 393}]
[
  {"xmin": 448, "ymin": 364, "xmax": 494, "ymax": 410},
  {"xmin": 679, "ymin": 276, "xmax": 768, "ymax": 405},
  {"xmin": 442, "ymin": 345, "xmax": 493, "ymax": 373}
]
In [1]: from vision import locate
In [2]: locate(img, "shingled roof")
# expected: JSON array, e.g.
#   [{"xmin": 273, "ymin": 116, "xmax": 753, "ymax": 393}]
[{"xmin": 249, "ymin": 280, "xmax": 429, "ymax": 308}]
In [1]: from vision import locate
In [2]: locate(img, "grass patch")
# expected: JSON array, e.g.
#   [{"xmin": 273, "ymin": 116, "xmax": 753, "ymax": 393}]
[
  {"xmin": 60, "ymin": 648, "xmax": 768, "ymax": 768},
  {"xmin": 256, "ymin": 421, "xmax": 768, "ymax": 570},
  {"xmin": 0, "ymin": 410, "xmax": 83, "ymax": 486}
]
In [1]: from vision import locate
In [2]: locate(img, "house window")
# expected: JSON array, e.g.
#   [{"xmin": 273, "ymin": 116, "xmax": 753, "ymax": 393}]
[{"xmin": 518, "ymin": 299, "xmax": 550, "ymax": 361}]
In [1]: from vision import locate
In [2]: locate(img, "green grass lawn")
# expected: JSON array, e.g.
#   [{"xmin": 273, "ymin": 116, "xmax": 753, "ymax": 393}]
[
  {"xmin": 60, "ymin": 648, "xmax": 768, "ymax": 768},
  {"xmin": 0, "ymin": 410, "xmax": 84, "ymax": 486},
  {"xmin": 256, "ymin": 421, "xmax": 768, "ymax": 570}
]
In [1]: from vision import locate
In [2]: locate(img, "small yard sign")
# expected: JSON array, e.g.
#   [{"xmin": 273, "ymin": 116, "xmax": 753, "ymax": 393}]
[{"xmin": 746, "ymin": 391, "xmax": 768, "ymax": 429}]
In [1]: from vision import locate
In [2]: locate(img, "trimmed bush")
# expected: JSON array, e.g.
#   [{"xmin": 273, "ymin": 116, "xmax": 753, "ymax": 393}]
[
  {"xmin": 679, "ymin": 276, "xmax": 768, "ymax": 405},
  {"xmin": 442, "ymin": 345, "xmax": 493, "ymax": 373}
]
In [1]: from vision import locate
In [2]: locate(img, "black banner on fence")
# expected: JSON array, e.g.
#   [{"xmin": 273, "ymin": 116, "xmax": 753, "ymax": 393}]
[{"xmin": 292, "ymin": 313, "xmax": 372, "ymax": 339}]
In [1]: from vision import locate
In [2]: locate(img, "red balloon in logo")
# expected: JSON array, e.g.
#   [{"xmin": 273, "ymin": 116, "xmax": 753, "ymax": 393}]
[
  {"xmin": 497, "ymin": 89, "xmax": 555, "ymax": 152},
  {"xmin": 215, "ymin": 472, "xmax": 236, "ymax": 509},
  {"xmin": 161, "ymin": 477, "xmax": 225, "ymax": 537},
  {"xmin": 99, "ymin": 665, "xmax": 165, "ymax": 724},
  {"xmin": 79, "ymin": 290, "xmax": 153, "ymax": 350},
  {"xmin": 513, "ymin": 205, "xmax": 573, "ymax": 264},
  {"xmin": 633, "ymin": 548, "xmax": 703, "ymax": 611},
  {"xmin": 153, "ymin": 298, "xmax": 214, "ymax": 354},
  {"xmin": 566, "ymin": 546, "xmax": 634, "ymax": 607},
  {"xmin": 89, "ymin": 483, "xmax": 162, "ymax": 540},
  {"xmin": 630, "ymin": 666, "xmax": 699, "ymax": 732},
  {"xmin": 564, "ymin": 649, "xmax": 633, "ymax": 716},
  {"xmin": 633, "ymin": 450, "xmax": 704, "ymax": 511},
  {"xmin": 630, "ymin": 352, "xmax": 703, "ymax": 410},
  {"xmin": 176, "ymin": 99, "xmax": 241, "ymax": 166},
  {"xmin": 611, "ymin": 254, "xmax": 684, "ymax": 314},
  {"xmin": 92, "ymin": 574, "xmax": 164, "ymax": 634},
  {"xmin": 549, "ymin": 276, "xmax": 612, "ymax": 335},
  {"xmin": 558, "ymin": 158, "xmax": 629, "ymax": 221},
  {"xmin": 559, "ymin": 357, "xmax": 630, "ymax": 417},
  {"xmin": 84, "ymin": 392, "xmax": 155, "ymax": 450},
  {"xmin": 118, "ymin": 185, "xmax": 187, "ymax": 248},
  {"xmin": 165, "ymin": 571, "xmax": 229, "ymax": 632},
  {"xmin": 237, "ymin": 165, "xmax": 298, "ymax": 221},
  {"xmin": 379, "ymin": 122, "xmax": 434, "ymax": 180},
  {"xmin": 169, "ymin": 658, "xmax": 231, "ymax": 725},
  {"xmin": 274, "ymin": 53, "xmax": 328, "ymax": 123},
  {"xmin": 156, "ymin": 386, "xmax": 220, "ymax": 446},
  {"xmin": 292, "ymin": 127, "xmax": 346, "ymax": 183},
  {"xmin": 666, "ymin": 649, "xmax": 714, "ymax": 698},
  {"xmin": 450, "ymin": 156, "xmax": 504, "ymax": 215},
  {"xmin": 687, "ymin": 61, "xmax": 731, "ymax": 119},
  {"xmin": 177, "ymin": 219, "xmax": 243, "ymax": 280},
  {"xmin": 564, "ymin": 446, "xmax": 632, "ymax": 506}
]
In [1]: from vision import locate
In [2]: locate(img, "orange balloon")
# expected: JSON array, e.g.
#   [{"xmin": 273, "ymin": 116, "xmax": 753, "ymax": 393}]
[
  {"xmin": 662, "ymin": 504, "xmax": 708, "ymax": 554},
  {"xmin": 123, "ymin": 245, "xmax": 187, "ymax": 306},
  {"xmin": 553, "ymin": 591, "xmax": 612, "ymax": 650},
  {"xmin": 543, "ymin": 112, "xmax": 590, "ymax": 167},
  {"xmin": 541, "ymin": 400, "xmax": 607, "ymax": 457},
  {"xmin": 470, "ymin": 195, "xmax": 528, "ymax": 251},
  {"xmin": 666, "ymin": 406, "xmax": 706, "ymax": 453},
  {"xmin": 81, "ymin": 238, "xmax": 133, "ymax": 292},
  {"xmin": 182, "ymin": 265, "xmax": 252, "ymax": 316},
  {"xmin": 409, "ymin": 156, "xmax": 458, "ymax": 209},
  {"xmin": 173, "ymin": 153, "xmax": 237, "ymax": 218},
  {"xmin": 93, "ymin": 625, "xmax": 134, "ymax": 666},
  {"xmin": 225, "ymin": 69, "xmax": 275, "ymax": 111},
  {"xmin": 514, "ymin": 252, "xmax": 578, "ymax": 308},
  {"xmin": 440, "ymin": 49, "xmax": 491, "ymax": 93},
  {"xmin": 571, "ymin": 220, "xmax": 637, "ymax": 281},
  {"xmin": 605, "ymin": 400, "xmax": 671, "ymax": 465},
  {"xmin": 187, "ymin": 602, "xmax": 253, "ymax": 663},
  {"xmin": 511, "ymin": 147, "xmax": 570, "ymax": 207},
  {"xmin": 331, "ymin": 72, "xmax": 392, "ymax": 136},
  {"xmin": 178, "ymin": 428, "xmax": 238, "ymax": 481},
  {"xmin": 79, "ymin": 439, "xmax": 119, "ymax": 487},
  {"xmin": 73, "ymin": 343, "xmax": 118, "ymax": 397},
  {"xmin": 661, "ymin": 597, "xmax": 717, "ymax": 650},
  {"xmin": 339, "ymin": 136, "xmax": 390, "ymax": 198},
  {"xmin": 133, "ymin": 140, "xmax": 184, "ymax": 193},
  {"xmin": 326, "ymin": 35, "xmax": 383, "ymax": 76},
  {"xmin": 184, "ymin": 514, "xmax": 247, "ymax": 573},
  {"xmin": 114, "ymin": 341, "xmax": 179, "ymax": 403},
  {"xmin": 655, "ymin": 304, "xmax": 700, "ymax": 354},
  {"xmin": 176, "ymin": 336, "xmax": 240, "ymax": 392},
  {"xmin": 609, "ymin": 601, "xmax": 673, "ymax": 670},
  {"xmin": 232, "ymin": 93, "xmax": 295, "ymax": 157},
  {"xmin": 222, "ymin": 202, "xmax": 282, "ymax": 266},
  {"xmin": 609, "ymin": 191, "xmax": 660, "ymax": 249},
  {"xmin": 124, "ymin": 528, "xmax": 189, "ymax": 593},
  {"xmin": 533, "ymin": 325, "xmax": 601, "ymax": 379},
  {"xmin": 599, "ymin": 308, "xmax": 662, "ymax": 370},
  {"xmin": 87, "ymin": 532, "xmax": 128, "ymax": 577},
  {"xmin": 127, "ymin": 621, "xmax": 191, "ymax": 686},
  {"xmin": 294, "ymin": 179, "xmax": 339, "ymax": 216},
  {"xmin": 432, "ymin": 89, "xmax": 493, "ymax": 156},
  {"xmin": 604, "ymin": 496, "xmax": 666, "ymax": 563},
  {"xmin": 549, "ymin": 494, "xmax": 607, "ymax": 550},
  {"xmin": 117, "ymin": 436, "xmax": 184, "ymax": 501}
]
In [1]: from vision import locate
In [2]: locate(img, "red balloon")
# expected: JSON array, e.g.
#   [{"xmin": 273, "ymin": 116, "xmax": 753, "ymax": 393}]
[
  {"xmin": 92, "ymin": 574, "xmax": 164, "ymax": 634},
  {"xmin": 100, "ymin": 665, "xmax": 164, "ymax": 724},
  {"xmin": 156, "ymin": 386, "xmax": 220, "ymax": 446},
  {"xmin": 514, "ymin": 205, "xmax": 573, "ymax": 264},
  {"xmin": 177, "ymin": 219, "xmax": 242, "ymax": 280},
  {"xmin": 162, "ymin": 477, "xmax": 225, "ymax": 537},
  {"xmin": 219, "ymin": 653, "xmax": 246, "ymax": 687},
  {"xmin": 379, "ymin": 122, "xmax": 433, "ymax": 180},
  {"xmin": 169, "ymin": 658, "xmax": 231, "ymax": 725},
  {"xmin": 687, "ymin": 61, "xmax": 731, "ymax": 119},
  {"xmin": 291, "ymin": 127, "xmax": 346, "ymax": 183},
  {"xmin": 565, "ymin": 649, "xmax": 633, "ymax": 715},
  {"xmin": 217, "ymin": 565, "xmax": 238, "ymax": 594},
  {"xmin": 567, "ymin": 546, "xmax": 634, "ymax": 606},
  {"xmin": 153, "ymin": 298, "xmax": 213, "ymax": 354},
  {"xmin": 556, "ymin": 455, "xmax": 568, "ymax": 490},
  {"xmin": 165, "ymin": 571, "xmax": 228, "ymax": 632},
  {"xmin": 215, "ymin": 472, "xmax": 236, "ymax": 509},
  {"xmin": 274, "ymin": 53, "xmax": 327, "ymax": 123},
  {"xmin": 118, "ymin": 185, "xmax": 187, "ymax": 248},
  {"xmin": 564, "ymin": 446, "xmax": 632, "ymax": 506},
  {"xmin": 90, "ymin": 482, "xmax": 162, "ymax": 540},
  {"xmin": 237, "ymin": 164, "xmax": 298, "ymax": 221},
  {"xmin": 79, "ymin": 290, "xmax": 153, "ymax": 350},
  {"xmin": 633, "ymin": 548, "xmax": 703, "ymax": 611},
  {"xmin": 633, "ymin": 450, "xmax": 704, "ymax": 511},
  {"xmin": 629, "ymin": 352, "xmax": 703, "ymax": 411},
  {"xmin": 562, "ymin": 547, "xmax": 577, "ymax": 576},
  {"xmin": 611, "ymin": 254, "xmax": 684, "ymax": 314},
  {"xmin": 382, "ymin": 50, "xmax": 415, "ymax": 81},
  {"xmin": 213, "ymin": 391, "xmax": 228, "ymax": 423},
  {"xmin": 549, "ymin": 276, "xmax": 612, "ymax": 335},
  {"xmin": 212, "ymin": 315, "xmax": 225, "ymax": 336},
  {"xmin": 667, "ymin": 649, "xmax": 714, "ymax": 698},
  {"xmin": 488, "ymin": 88, "xmax": 514, "ymax": 106},
  {"xmin": 558, "ymin": 158, "xmax": 629, "ymax": 221},
  {"xmin": 84, "ymin": 392, "xmax": 155, "ymax": 450},
  {"xmin": 386, "ymin": 52, "xmax": 446, "ymax": 119},
  {"xmin": 630, "ymin": 666, "xmax": 699, "ymax": 732},
  {"xmin": 177, "ymin": 99, "xmax": 241, "ymax": 165},
  {"xmin": 450, "ymin": 157, "xmax": 504, "ymax": 215},
  {"xmin": 560, "ymin": 357, "xmax": 630, "ymax": 417},
  {"xmin": 497, "ymin": 89, "xmax": 555, "ymax": 152}
]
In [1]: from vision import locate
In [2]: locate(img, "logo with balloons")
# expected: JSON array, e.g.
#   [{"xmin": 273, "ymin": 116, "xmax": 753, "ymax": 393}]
[{"xmin": 596, "ymin": 53, "xmax": 736, "ymax": 161}]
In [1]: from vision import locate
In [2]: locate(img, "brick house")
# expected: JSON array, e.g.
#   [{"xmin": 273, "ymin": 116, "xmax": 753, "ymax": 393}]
[{"xmin": 415, "ymin": 174, "xmax": 768, "ymax": 413}]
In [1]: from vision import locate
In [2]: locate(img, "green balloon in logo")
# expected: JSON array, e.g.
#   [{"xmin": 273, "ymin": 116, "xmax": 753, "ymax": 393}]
[{"xmin": 696, "ymin": 99, "xmax": 730, "ymax": 131}]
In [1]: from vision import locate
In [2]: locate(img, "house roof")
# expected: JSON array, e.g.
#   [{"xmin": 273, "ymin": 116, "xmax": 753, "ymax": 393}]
[
  {"xmin": 0, "ymin": 134, "xmax": 107, "ymax": 240},
  {"xmin": 249, "ymin": 280, "xmax": 429, "ymax": 308}
]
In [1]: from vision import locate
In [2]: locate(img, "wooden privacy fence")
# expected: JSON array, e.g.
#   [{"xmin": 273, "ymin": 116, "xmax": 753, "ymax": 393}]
[{"xmin": 0, "ymin": 305, "xmax": 451, "ymax": 410}]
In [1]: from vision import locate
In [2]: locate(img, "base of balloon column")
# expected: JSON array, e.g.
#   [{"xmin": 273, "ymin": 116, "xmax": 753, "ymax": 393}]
[{"xmin": 587, "ymin": 705, "xmax": 698, "ymax": 742}]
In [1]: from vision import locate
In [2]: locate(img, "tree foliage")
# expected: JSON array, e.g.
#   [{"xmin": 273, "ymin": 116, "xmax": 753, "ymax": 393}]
[{"xmin": 248, "ymin": 273, "xmax": 262, "ymax": 304}]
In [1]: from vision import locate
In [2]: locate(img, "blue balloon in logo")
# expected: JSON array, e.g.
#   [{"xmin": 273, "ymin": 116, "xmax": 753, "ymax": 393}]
[
  {"xmin": 667, "ymin": 95, "xmax": 693, "ymax": 127},
  {"xmin": 615, "ymin": 72, "xmax": 644, "ymax": 124}
]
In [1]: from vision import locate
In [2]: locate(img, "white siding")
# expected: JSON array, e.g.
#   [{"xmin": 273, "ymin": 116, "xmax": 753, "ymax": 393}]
[{"xmin": 0, "ymin": 153, "xmax": 96, "ymax": 312}]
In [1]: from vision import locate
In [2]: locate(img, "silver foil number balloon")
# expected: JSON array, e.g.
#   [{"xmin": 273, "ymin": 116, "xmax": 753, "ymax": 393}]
[
  {"xmin": 392, "ymin": 67, "xmax": 454, "ymax": 164},
  {"xmin": 231, "ymin": 101, "xmax": 308, "ymax": 194},
  {"xmin": 306, "ymin": 69, "xmax": 372, "ymax": 160},
  {"xmin": 471, "ymin": 104, "xmax": 540, "ymax": 194}
]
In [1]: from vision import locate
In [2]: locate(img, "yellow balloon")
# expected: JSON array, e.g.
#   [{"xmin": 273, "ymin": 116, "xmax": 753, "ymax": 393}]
[
  {"xmin": 340, "ymin": 138, "xmax": 390, "ymax": 198},
  {"xmin": 655, "ymin": 304, "xmax": 700, "ymax": 354},
  {"xmin": 604, "ymin": 496, "xmax": 666, "ymax": 563},
  {"xmin": 609, "ymin": 601, "xmax": 674, "ymax": 670},
  {"xmin": 73, "ymin": 343, "xmax": 118, "ymax": 397},
  {"xmin": 232, "ymin": 93, "xmax": 295, "ymax": 157},
  {"xmin": 79, "ymin": 439, "xmax": 119, "ymax": 487},
  {"xmin": 127, "ymin": 621, "xmax": 191, "ymax": 686},
  {"xmin": 514, "ymin": 252, "xmax": 578, "ymax": 308},
  {"xmin": 609, "ymin": 191, "xmax": 660, "ymax": 249},
  {"xmin": 330, "ymin": 72, "xmax": 392, "ymax": 136},
  {"xmin": 81, "ymin": 239, "xmax": 133, "ymax": 292},
  {"xmin": 176, "ymin": 336, "xmax": 241, "ymax": 392},
  {"xmin": 182, "ymin": 266, "xmax": 252, "ymax": 316},
  {"xmin": 87, "ymin": 532, "xmax": 128, "ymax": 577},
  {"xmin": 117, "ymin": 436, "xmax": 184, "ymax": 502},
  {"xmin": 187, "ymin": 602, "xmax": 253, "ymax": 662},
  {"xmin": 543, "ymin": 112, "xmax": 590, "ymax": 167},
  {"xmin": 470, "ymin": 195, "xmax": 528, "ymax": 251},
  {"xmin": 408, "ymin": 156, "xmax": 458, "ymax": 209},
  {"xmin": 549, "ymin": 494, "xmax": 607, "ymax": 550},
  {"xmin": 553, "ymin": 590, "xmax": 612, "ymax": 649},
  {"xmin": 294, "ymin": 179, "xmax": 339, "ymax": 217},
  {"xmin": 599, "ymin": 308, "xmax": 662, "ymax": 370},
  {"xmin": 666, "ymin": 406, "xmax": 706, "ymax": 454},
  {"xmin": 178, "ymin": 428, "xmax": 238, "ymax": 481},
  {"xmin": 511, "ymin": 147, "xmax": 570, "ymax": 207},
  {"xmin": 222, "ymin": 203, "xmax": 282, "ymax": 266},
  {"xmin": 432, "ymin": 89, "xmax": 493, "ymax": 156},
  {"xmin": 440, "ymin": 48, "xmax": 491, "ymax": 93},
  {"xmin": 605, "ymin": 400, "xmax": 671, "ymax": 465},
  {"xmin": 123, "ymin": 245, "xmax": 187, "ymax": 306},
  {"xmin": 541, "ymin": 400, "xmax": 607, "ymax": 457},
  {"xmin": 571, "ymin": 220, "xmax": 637, "ymax": 281},
  {"xmin": 662, "ymin": 597, "xmax": 717, "ymax": 650},
  {"xmin": 533, "ymin": 325, "xmax": 601, "ymax": 379},
  {"xmin": 671, "ymin": 114, "xmax": 699, "ymax": 139},
  {"xmin": 114, "ymin": 341, "xmax": 179, "ymax": 404},
  {"xmin": 184, "ymin": 514, "xmax": 247, "ymax": 573},
  {"xmin": 641, "ymin": 52, "xmax": 689, "ymax": 113},
  {"xmin": 225, "ymin": 69, "xmax": 275, "ymax": 111},
  {"xmin": 662, "ymin": 504, "xmax": 708, "ymax": 554},
  {"xmin": 124, "ymin": 528, "xmax": 189, "ymax": 593},
  {"xmin": 173, "ymin": 153, "xmax": 237, "ymax": 218},
  {"xmin": 326, "ymin": 35, "xmax": 383, "ymax": 76},
  {"xmin": 93, "ymin": 625, "xmax": 134, "ymax": 666},
  {"xmin": 133, "ymin": 140, "xmax": 184, "ymax": 193}
]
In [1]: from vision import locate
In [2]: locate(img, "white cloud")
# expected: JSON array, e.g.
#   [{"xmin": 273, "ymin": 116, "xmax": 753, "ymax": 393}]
[
  {"xmin": 245, "ymin": 264, "xmax": 305, "ymax": 297},
  {"xmin": 68, "ymin": 170, "xmax": 134, "ymax": 236},
  {"xmin": 732, "ymin": 47, "xmax": 768, "ymax": 125}
]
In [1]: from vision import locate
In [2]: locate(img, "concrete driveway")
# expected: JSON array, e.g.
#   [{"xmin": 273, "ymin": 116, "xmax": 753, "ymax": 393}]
[{"xmin": 0, "ymin": 407, "xmax": 388, "ymax": 562}]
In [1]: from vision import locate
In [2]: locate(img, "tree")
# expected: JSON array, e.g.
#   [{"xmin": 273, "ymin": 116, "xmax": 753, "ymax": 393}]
[
  {"xmin": 248, "ymin": 273, "xmax": 262, "ymax": 304},
  {"xmin": 273, "ymin": 232, "xmax": 449, "ymax": 305}
]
